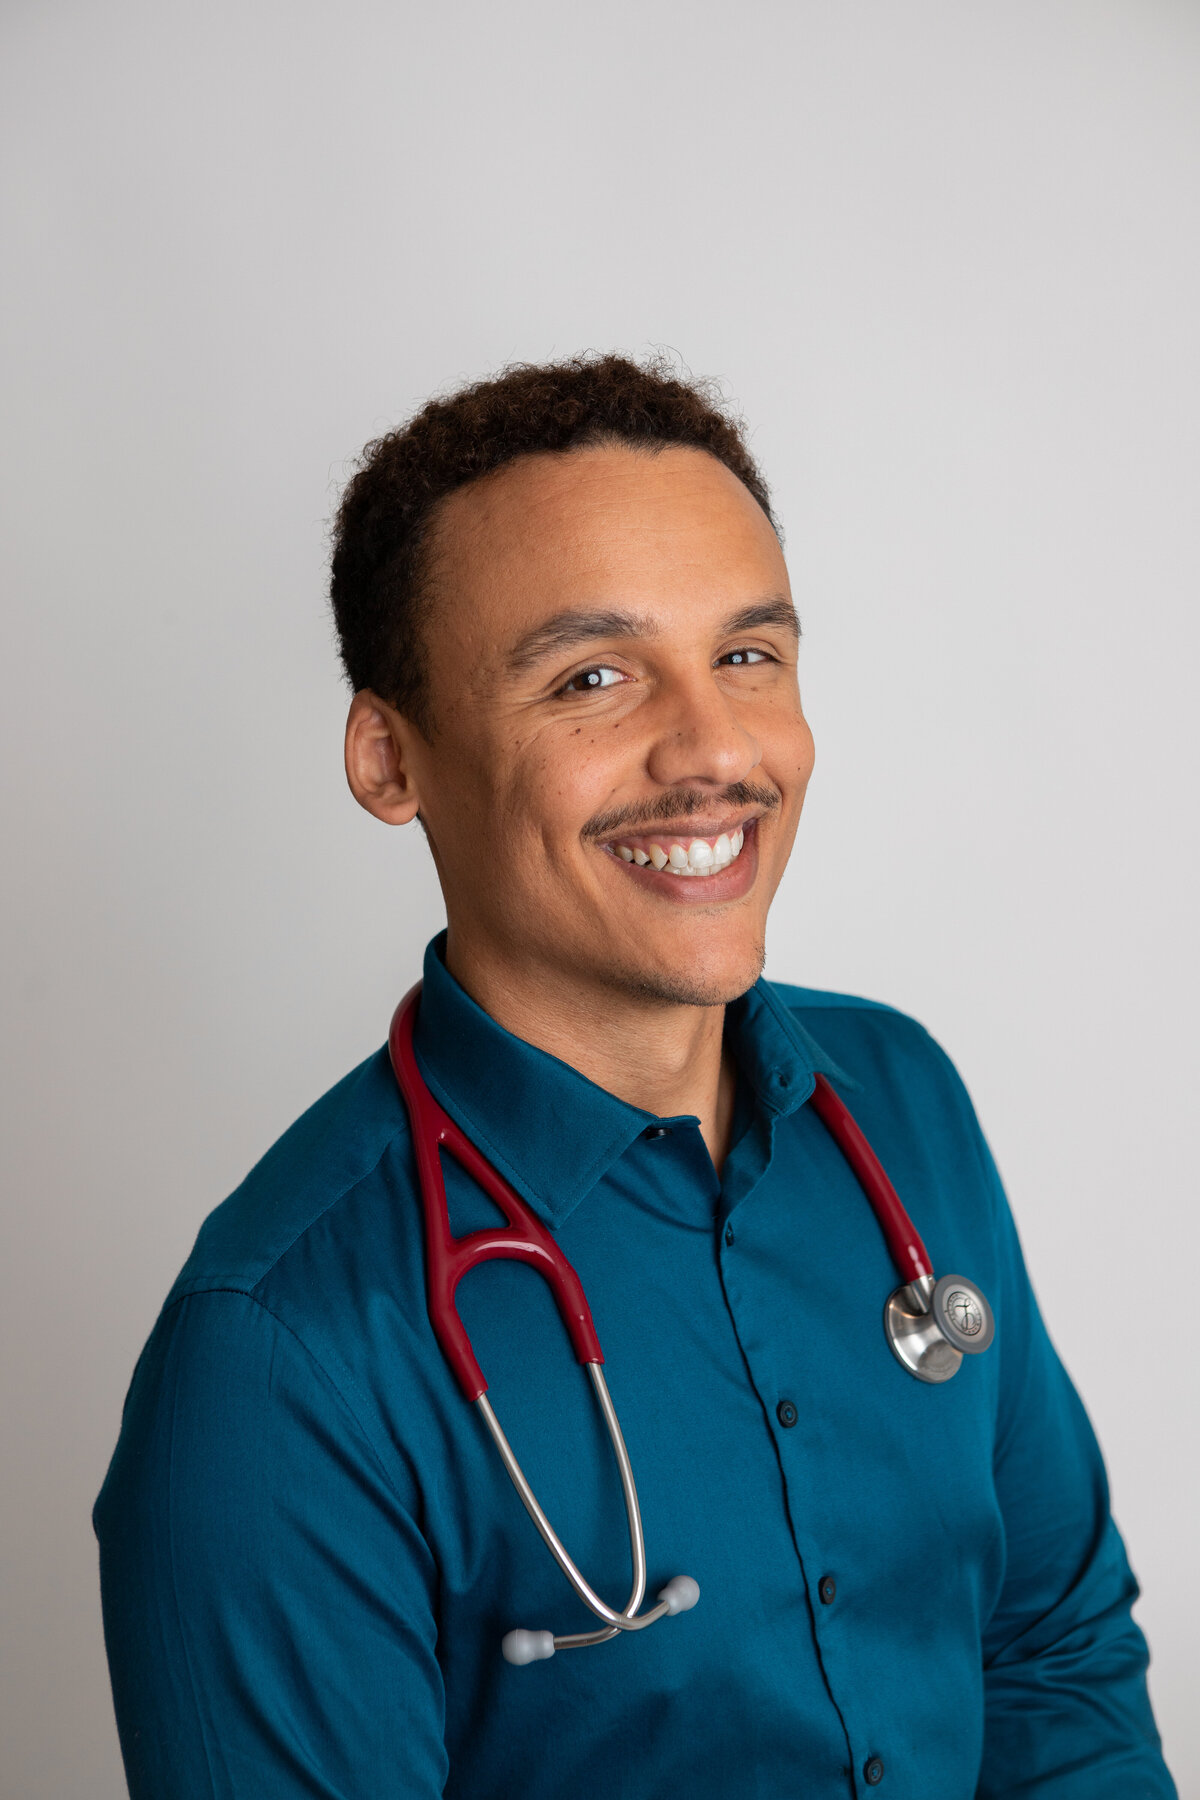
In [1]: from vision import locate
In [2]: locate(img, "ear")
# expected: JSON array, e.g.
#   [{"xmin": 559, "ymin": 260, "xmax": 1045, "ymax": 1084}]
[{"xmin": 344, "ymin": 690, "xmax": 425, "ymax": 826}]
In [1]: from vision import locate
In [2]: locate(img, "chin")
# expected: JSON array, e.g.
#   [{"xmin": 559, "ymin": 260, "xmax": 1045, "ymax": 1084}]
[{"xmin": 616, "ymin": 939, "xmax": 767, "ymax": 1010}]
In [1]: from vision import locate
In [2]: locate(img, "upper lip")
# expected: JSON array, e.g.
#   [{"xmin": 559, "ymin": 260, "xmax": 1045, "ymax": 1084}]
[{"xmin": 600, "ymin": 810, "xmax": 762, "ymax": 846}]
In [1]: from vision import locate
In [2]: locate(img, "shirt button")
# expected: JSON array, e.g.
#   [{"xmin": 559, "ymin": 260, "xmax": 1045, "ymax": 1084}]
[
  {"xmin": 724, "ymin": 1224, "xmax": 735, "ymax": 1247},
  {"xmin": 818, "ymin": 1574, "xmax": 837, "ymax": 1605},
  {"xmin": 863, "ymin": 1755, "xmax": 885, "ymax": 1785},
  {"xmin": 643, "ymin": 1125, "xmax": 670, "ymax": 1139},
  {"xmin": 776, "ymin": 1399, "xmax": 798, "ymax": 1428}
]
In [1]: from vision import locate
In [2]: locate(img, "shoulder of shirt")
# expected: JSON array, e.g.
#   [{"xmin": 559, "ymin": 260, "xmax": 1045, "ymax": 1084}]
[
  {"xmin": 767, "ymin": 978, "xmax": 934, "ymax": 1042},
  {"xmin": 766, "ymin": 976, "xmax": 995, "ymax": 1208},
  {"xmin": 166, "ymin": 1044, "xmax": 410, "ymax": 1304},
  {"xmin": 768, "ymin": 978, "xmax": 911, "ymax": 1018},
  {"xmin": 767, "ymin": 978, "xmax": 971, "ymax": 1094}
]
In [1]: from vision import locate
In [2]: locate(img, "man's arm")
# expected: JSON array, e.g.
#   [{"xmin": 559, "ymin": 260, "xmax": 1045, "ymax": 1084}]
[
  {"xmin": 972, "ymin": 1127, "xmax": 1175, "ymax": 1798},
  {"xmin": 95, "ymin": 1289, "xmax": 447, "ymax": 1798}
]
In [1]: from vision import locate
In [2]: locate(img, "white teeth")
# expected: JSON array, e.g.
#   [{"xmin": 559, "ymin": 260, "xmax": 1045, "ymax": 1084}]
[{"xmin": 611, "ymin": 823, "xmax": 750, "ymax": 876}]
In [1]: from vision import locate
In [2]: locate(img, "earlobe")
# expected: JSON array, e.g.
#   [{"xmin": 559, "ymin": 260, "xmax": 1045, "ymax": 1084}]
[{"xmin": 344, "ymin": 690, "xmax": 423, "ymax": 826}]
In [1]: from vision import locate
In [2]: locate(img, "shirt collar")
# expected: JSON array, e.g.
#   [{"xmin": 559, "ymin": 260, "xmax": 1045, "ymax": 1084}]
[{"xmin": 412, "ymin": 932, "xmax": 854, "ymax": 1229}]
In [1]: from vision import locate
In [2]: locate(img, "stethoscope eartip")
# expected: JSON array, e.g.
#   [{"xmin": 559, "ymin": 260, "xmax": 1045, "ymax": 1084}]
[
  {"xmin": 501, "ymin": 1628, "xmax": 557, "ymax": 1665},
  {"xmin": 658, "ymin": 1575, "xmax": 700, "ymax": 1615}
]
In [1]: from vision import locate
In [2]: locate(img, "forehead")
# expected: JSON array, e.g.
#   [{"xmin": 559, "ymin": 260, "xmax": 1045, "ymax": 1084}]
[{"xmin": 426, "ymin": 444, "xmax": 787, "ymax": 644}]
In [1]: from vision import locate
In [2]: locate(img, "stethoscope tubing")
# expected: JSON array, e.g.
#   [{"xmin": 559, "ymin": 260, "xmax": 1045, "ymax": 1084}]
[
  {"xmin": 389, "ymin": 985, "xmax": 603, "ymax": 1401},
  {"xmin": 807, "ymin": 1072, "xmax": 934, "ymax": 1288},
  {"xmin": 386, "ymin": 983, "xmax": 992, "ymax": 1659},
  {"xmin": 390, "ymin": 986, "xmax": 685, "ymax": 1655}
]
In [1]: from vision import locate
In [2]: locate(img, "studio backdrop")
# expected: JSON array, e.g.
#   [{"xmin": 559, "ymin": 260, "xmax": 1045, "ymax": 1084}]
[{"xmin": 2, "ymin": 2, "xmax": 1198, "ymax": 1794}]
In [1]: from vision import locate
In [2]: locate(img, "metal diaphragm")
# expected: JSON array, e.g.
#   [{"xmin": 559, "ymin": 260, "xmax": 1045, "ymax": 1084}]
[
  {"xmin": 884, "ymin": 1272, "xmax": 994, "ymax": 1384},
  {"xmin": 931, "ymin": 1274, "xmax": 994, "ymax": 1355}
]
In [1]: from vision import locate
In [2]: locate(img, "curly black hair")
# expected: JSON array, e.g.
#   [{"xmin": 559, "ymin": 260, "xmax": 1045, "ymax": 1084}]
[{"xmin": 329, "ymin": 353, "xmax": 776, "ymax": 736}]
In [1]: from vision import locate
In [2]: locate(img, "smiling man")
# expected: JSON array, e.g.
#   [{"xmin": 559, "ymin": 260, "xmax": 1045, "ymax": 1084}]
[{"xmin": 95, "ymin": 356, "xmax": 1174, "ymax": 1799}]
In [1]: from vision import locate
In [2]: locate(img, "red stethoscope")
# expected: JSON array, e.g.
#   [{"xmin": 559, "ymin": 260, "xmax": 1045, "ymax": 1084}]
[{"xmin": 388, "ymin": 983, "xmax": 994, "ymax": 1666}]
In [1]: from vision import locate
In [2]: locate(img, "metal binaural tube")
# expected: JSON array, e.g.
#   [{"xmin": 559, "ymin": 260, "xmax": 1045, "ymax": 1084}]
[{"xmin": 480, "ymin": 1364, "xmax": 698, "ymax": 1658}]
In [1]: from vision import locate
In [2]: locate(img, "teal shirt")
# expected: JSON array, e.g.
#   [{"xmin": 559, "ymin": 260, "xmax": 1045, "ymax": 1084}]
[{"xmin": 95, "ymin": 936, "xmax": 1174, "ymax": 1798}]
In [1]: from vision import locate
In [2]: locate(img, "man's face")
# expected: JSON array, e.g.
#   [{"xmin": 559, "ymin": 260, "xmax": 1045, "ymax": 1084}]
[{"xmin": 402, "ymin": 443, "xmax": 814, "ymax": 1010}]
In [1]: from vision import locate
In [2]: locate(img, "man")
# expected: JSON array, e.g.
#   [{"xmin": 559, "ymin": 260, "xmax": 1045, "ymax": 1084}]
[{"xmin": 95, "ymin": 355, "xmax": 1175, "ymax": 1797}]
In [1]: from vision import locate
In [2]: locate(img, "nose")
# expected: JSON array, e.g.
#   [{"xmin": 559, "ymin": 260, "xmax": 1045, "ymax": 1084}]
[{"xmin": 644, "ymin": 669, "xmax": 762, "ymax": 791}]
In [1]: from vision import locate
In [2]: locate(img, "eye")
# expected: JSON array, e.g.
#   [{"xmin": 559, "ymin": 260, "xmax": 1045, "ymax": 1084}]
[
  {"xmin": 558, "ymin": 664, "xmax": 626, "ymax": 695},
  {"xmin": 718, "ymin": 647, "xmax": 773, "ymax": 667}
]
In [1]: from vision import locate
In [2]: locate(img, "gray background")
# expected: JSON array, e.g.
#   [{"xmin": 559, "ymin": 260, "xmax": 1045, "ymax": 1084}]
[{"xmin": 2, "ymin": 2, "xmax": 1198, "ymax": 1793}]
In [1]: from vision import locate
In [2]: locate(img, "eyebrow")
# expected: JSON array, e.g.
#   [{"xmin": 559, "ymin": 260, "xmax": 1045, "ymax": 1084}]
[{"xmin": 505, "ymin": 595, "xmax": 801, "ymax": 674}]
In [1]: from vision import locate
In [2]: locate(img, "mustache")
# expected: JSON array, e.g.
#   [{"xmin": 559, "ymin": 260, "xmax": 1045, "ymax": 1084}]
[{"xmin": 582, "ymin": 782, "xmax": 781, "ymax": 841}]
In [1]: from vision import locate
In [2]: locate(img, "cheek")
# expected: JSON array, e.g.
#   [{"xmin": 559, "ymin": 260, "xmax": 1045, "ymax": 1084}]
[
  {"xmin": 763, "ymin": 703, "xmax": 816, "ymax": 792},
  {"xmin": 795, "ymin": 717, "xmax": 816, "ymax": 788},
  {"xmin": 504, "ymin": 725, "xmax": 631, "ymax": 840}
]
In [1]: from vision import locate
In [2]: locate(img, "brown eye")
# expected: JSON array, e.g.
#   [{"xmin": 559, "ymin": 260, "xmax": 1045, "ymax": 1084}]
[
  {"xmin": 560, "ymin": 665, "xmax": 624, "ymax": 694},
  {"xmin": 720, "ymin": 648, "xmax": 771, "ymax": 667}
]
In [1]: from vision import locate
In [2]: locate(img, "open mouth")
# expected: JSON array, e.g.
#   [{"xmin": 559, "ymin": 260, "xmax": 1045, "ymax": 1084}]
[
  {"xmin": 611, "ymin": 825, "xmax": 745, "ymax": 877},
  {"xmin": 602, "ymin": 815, "xmax": 758, "ymax": 883}
]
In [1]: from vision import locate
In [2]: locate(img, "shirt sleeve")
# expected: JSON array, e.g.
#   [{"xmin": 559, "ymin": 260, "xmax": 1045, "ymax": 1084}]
[
  {"xmin": 971, "ymin": 1126, "xmax": 1176, "ymax": 1799},
  {"xmin": 94, "ymin": 1289, "xmax": 448, "ymax": 1799}
]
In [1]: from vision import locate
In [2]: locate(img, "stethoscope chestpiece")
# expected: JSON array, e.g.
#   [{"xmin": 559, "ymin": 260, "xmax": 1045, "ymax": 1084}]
[{"xmin": 884, "ymin": 1273, "xmax": 994, "ymax": 1384}]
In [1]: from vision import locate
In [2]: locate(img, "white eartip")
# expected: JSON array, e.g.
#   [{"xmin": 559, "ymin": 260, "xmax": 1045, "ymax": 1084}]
[
  {"xmin": 658, "ymin": 1575, "xmax": 700, "ymax": 1615},
  {"xmin": 501, "ymin": 1628, "xmax": 556, "ymax": 1665}
]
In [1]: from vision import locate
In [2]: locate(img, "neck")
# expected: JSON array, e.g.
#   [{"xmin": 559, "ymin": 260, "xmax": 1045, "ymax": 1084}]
[{"xmin": 444, "ymin": 933, "xmax": 739, "ymax": 1171}]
